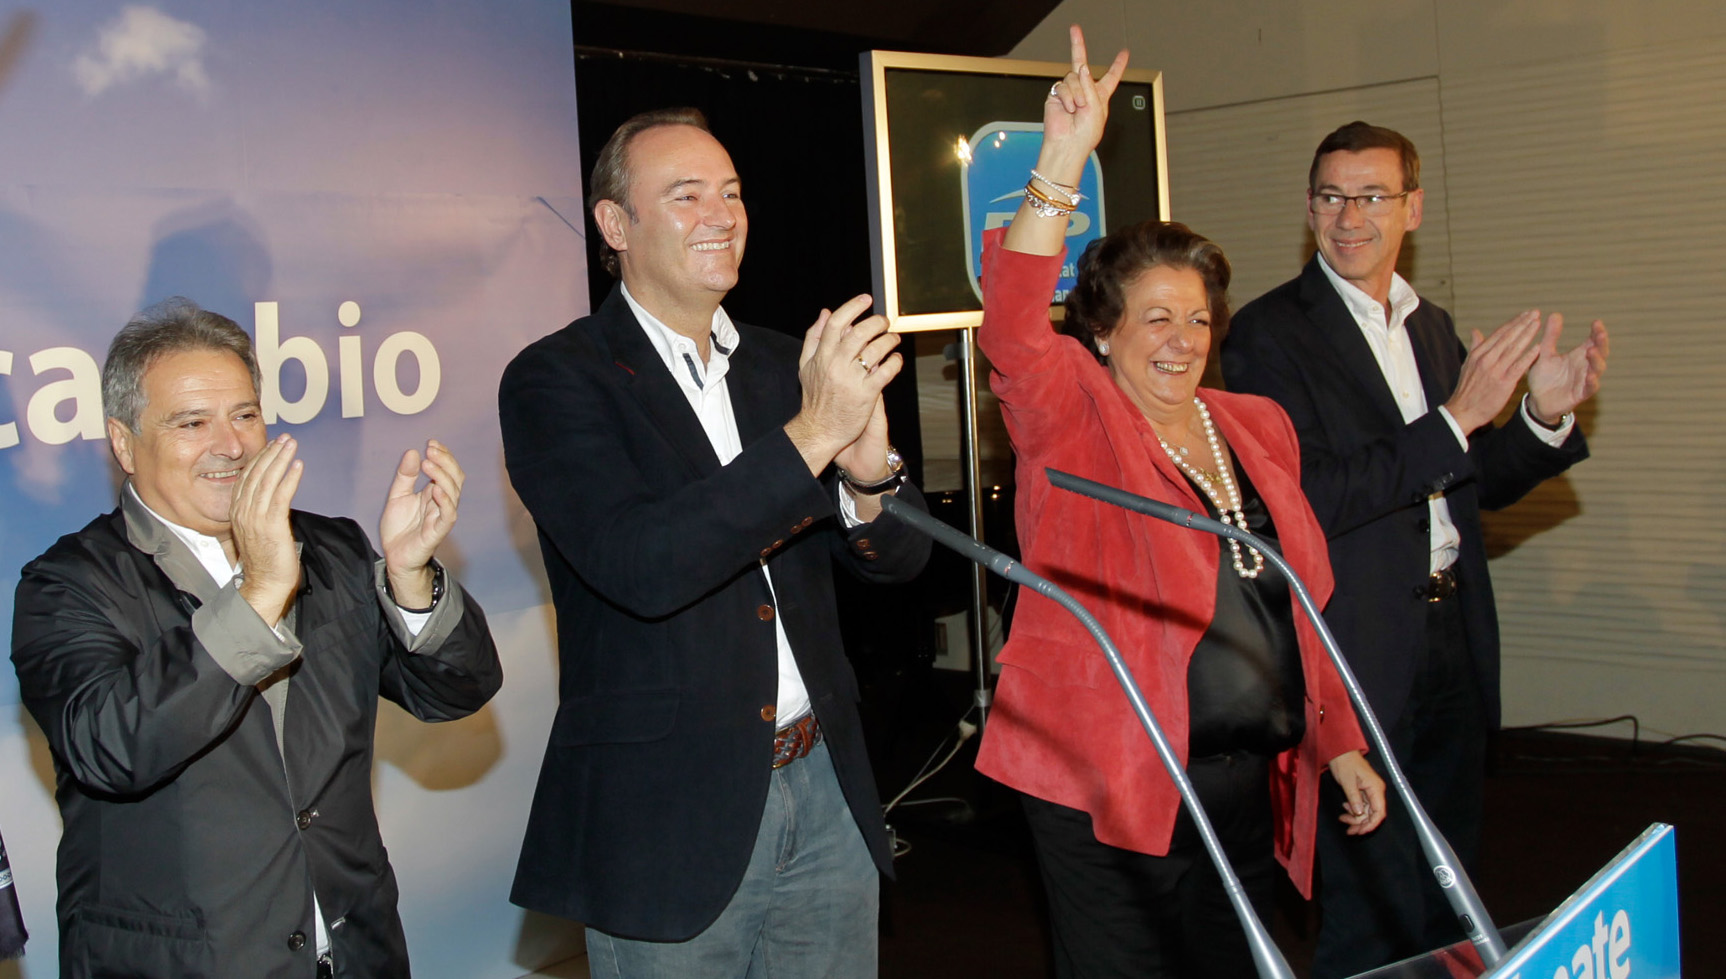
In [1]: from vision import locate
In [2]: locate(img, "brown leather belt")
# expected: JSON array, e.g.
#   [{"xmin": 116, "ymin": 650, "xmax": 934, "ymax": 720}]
[
  {"xmin": 1420, "ymin": 567, "xmax": 1460, "ymax": 602},
  {"xmin": 771, "ymin": 713, "xmax": 822, "ymax": 769}
]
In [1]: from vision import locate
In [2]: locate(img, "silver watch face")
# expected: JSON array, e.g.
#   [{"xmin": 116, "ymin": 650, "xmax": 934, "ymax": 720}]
[{"xmin": 884, "ymin": 445, "xmax": 905, "ymax": 473}]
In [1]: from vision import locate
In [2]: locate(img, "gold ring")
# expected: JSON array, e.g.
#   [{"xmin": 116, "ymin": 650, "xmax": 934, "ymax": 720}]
[{"xmin": 856, "ymin": 357, "xmax": 873, "ymax": 374}]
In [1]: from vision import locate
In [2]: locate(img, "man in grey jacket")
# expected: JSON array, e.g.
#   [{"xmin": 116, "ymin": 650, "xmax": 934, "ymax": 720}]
[{"xmin": 11, "ymin": 299, "xmax": 501, "ymax": 978}]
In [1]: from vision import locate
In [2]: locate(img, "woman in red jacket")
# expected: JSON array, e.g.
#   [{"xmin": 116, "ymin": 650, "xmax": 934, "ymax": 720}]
[{"xmin": 973, "ymin": 27, "xmax": 1387, "ymax": 978}]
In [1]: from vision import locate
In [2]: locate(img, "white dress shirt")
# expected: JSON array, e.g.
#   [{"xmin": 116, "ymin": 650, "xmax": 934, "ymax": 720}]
[
  {"xmin": 623, "ymin": 284, "xmax": 865, "ymax": 727},
  {"xmin": 1315, "ymin": 257, "xmax": 1573, "ymax": 574}
]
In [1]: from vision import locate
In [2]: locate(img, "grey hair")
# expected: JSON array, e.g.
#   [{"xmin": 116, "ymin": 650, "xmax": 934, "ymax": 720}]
[
  {"xmin": 102, "ymin": 297, "xmax": 261, "ymax": 432},
  {"xmin": 588, "ymin": 107, "xmax": 712, "ymax": 278}
]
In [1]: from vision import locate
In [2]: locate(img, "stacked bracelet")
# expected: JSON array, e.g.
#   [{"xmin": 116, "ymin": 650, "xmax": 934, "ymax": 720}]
[
  {"xmin": 1024, "ymin": 181, "xmax": 1078, "ymax": 218},
  {"xmin": 1029, "ymin": 168, "xmax": 1083, "ymax": 205},
  {"xmin": 1024, "ymin": 168, "xmax": 1084, "ymax": 218}
]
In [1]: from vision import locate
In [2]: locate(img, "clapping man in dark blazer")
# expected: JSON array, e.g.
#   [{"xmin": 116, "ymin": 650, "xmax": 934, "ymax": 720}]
[
  {"xmin": 499, "ymin": 108, "xmax": 930, "ymax": 977},
  {"xmin": 11, "ymin": 299, "xmax": 502, "ymax": 979},
  {"xmin": 1221, "ymin": 122, "xmax": 1608, "ymax": 977}
]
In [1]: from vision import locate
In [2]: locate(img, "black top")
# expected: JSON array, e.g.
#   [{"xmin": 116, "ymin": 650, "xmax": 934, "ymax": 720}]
[{"xmin": 1181, "ymin": 455, "xmax": 1307, "ymax": 758}]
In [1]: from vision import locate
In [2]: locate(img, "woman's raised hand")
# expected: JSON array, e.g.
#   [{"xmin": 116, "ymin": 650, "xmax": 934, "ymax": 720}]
[{"xmin": 1039, "ymin": 25, "xmax": 1130, "ymax": 184}]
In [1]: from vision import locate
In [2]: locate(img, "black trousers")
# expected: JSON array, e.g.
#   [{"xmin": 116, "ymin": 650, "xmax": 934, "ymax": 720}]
[
  {"xmin": 1022, "ymin": 751, "xmax": 1277, "ymax": 979},
  {"xmin": 1312, "ymin": 590, "xmax": 1486, "ymax": 978}
]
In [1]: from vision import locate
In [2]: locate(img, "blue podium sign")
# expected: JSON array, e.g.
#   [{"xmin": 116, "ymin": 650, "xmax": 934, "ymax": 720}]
[
  {"xmin": 960, "ymin": 122, "xmax": 1105, "ymax": 305},
  {"xmin": 1484, "ymin": 823, "xmax": 1680, "ymax": 979}
]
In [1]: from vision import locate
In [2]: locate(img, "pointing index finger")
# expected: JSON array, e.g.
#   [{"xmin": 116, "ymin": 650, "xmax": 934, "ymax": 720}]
[{"xmin": 1069, "ymin": 24, "xmax": 1089, "ymax": 74}]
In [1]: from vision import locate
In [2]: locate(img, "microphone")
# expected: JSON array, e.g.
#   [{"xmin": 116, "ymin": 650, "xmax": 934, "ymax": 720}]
[
  {"xmin": 879, "ymin": 493, "xmax": 1298, "ymax": 979},
  {"xmin": 1044, "ymin": 466, "xmax": 1508, "ymax": 967}
]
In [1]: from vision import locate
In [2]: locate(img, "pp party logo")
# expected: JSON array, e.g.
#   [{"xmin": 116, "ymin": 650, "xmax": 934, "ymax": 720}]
[{"xmin": 960, "ymin": 122, "xmax": 1106, "ymax": 304}]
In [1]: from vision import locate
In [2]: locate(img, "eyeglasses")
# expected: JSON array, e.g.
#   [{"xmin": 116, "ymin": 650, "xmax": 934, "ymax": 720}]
[{"xmin": 1308, "ymin": 191, "xmax": 1411, "ymax": 216}]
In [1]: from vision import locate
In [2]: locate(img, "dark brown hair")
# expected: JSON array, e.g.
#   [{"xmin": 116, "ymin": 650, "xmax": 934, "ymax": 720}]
[
  {"xmin": 1308, "ymin": 121, "xmax": 1421, "ymax": 193},
  {"xmin": 588, "ymin": 107, "xmax": 712, "ymax": 277},
  {"xmin": 1061, "ymin": 220, "xmax": 1231, "ymax": 361}
]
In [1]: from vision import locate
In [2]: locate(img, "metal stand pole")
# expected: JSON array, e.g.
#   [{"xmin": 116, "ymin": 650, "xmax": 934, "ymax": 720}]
[{"xmin": 957, "ymin": 327, "xmax": 992, "ymax": 725}]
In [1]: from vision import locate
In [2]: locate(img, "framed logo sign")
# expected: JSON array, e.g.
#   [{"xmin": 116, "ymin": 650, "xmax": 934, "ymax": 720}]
[{"xmin": 862, "ymin": 50, "xmax": 1167, "ymax": 331}]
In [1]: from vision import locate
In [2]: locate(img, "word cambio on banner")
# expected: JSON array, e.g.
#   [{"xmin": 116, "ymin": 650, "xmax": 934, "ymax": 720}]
[{"xmin": 0, "ymin": 302, "xmax": 442, "ymax": 453}]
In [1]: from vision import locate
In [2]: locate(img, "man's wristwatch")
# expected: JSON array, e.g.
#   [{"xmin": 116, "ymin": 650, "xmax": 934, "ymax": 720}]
[
  {"xmin": 1523, "ymin": 393, "xmax": 1571, "ymax": 432},
  {"xmin": 837, "ymin": 445, "xmax": 906, "ymax": 495}
]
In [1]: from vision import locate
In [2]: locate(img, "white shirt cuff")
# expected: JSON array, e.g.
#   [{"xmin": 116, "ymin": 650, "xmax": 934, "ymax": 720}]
[
  {"xmin": 835, "ymin": 483, "xmax": 866, "ymax": 528},
  {"xmin": 1436, "ymin": 405, "xmax": 1470, "ymax": 451},
  {"xmin": 1519, "ymin": 394, "xmax": 1575, "ymax": 447},
  {"xmin": 398, "ymin": 609, "xmax": 431, "ymax": 637}
]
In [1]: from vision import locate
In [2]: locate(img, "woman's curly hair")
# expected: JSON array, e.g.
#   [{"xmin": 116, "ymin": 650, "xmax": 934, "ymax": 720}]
[{"xmin": 1060, "ymin": 220, "xmax": 1231, "ymax": 362}]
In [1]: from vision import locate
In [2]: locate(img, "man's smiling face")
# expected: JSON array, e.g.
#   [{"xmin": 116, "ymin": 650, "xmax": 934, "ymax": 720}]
[
  {"xmin": 608, "ymin": 123, "xmax": 748, "ymax": 312},
  {"xmin": 108, "ymin": 346, "xmax": 267, "ymax": 540},
  {"xmin": 1307, "ymin": 146, "xmax": 1423, "ymax": 304}
]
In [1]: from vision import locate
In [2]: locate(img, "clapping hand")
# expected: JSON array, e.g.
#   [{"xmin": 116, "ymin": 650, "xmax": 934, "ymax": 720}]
[
  {"xmin": 1444, "ymin": 310, "xmax": 1545, "ymax": 434},
  {"xmin": 1526, "ymin": 314, "xmax": 1609, "ymax": 425},
  {"xmin": 1445, "ymin": 310, "xmax": 1609, "ymax": 434},
  {"xmin": 785, "ymin": 294, "xmax": 902, "ymax": 477},
  {"xmin": 231, "ymin": 433, "xmax": 304, "ymax": 626},
  {"xmin": 379, "ymin": 439, "xmax": 464, "ymax": 608}
]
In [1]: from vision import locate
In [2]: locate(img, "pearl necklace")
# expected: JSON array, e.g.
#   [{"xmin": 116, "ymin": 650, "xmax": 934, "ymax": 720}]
[{"xmin": 1154, "ymin": 396, "xmax": 1265, "ymax": 579}]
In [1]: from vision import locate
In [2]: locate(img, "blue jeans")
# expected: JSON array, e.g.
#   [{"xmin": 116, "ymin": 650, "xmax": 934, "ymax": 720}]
[{"xmin": 584, "ymin": 740, "xmax": 879, "ymax": 978}]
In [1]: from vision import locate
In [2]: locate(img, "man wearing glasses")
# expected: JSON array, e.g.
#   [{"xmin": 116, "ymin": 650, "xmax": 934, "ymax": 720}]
[{"xmin": 1222, "ymin": 121, "xmax": 1608, "ymax": 977}]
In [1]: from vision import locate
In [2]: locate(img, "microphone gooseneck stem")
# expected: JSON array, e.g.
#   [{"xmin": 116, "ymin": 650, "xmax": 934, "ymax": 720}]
[{"xmin": 1044, "ymin": 467, "xmax": 1508, "ymax": 967}]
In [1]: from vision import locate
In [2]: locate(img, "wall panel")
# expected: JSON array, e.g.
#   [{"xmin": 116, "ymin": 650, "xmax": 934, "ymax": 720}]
[{"xmin": 1440, "ymin": 37, "xmax": 1726, "ymax": 731}]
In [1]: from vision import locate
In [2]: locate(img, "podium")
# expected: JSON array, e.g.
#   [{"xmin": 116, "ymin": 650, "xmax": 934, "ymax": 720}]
[
  {"xmin": 1351, "ymin": 823, "xmax": 1680, "ymax": 978},
  {"xmin": 1348, "ymin": 919, "xmax": 1541, "ymax": 979}
]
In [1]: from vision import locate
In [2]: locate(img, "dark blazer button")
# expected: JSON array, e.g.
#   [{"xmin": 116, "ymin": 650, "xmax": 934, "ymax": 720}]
[
  {"xmin": 862, "ymin": 551, "xmax": 879, "ymax": 560},
  {"xmin": 800, "ymin": 516, "xmax": 813, "ymax": 529},
  {"xmin": 287, "ymin": 931, "xmax": 307, "ymax": 951},
  {"xmin": 757, "ymin": 604, "xmax": 774, "ymax": 621},
  {"xmin": 759, "ymin": 547, "xmax": 772, "ymax": 559},
  {"xmin": 296, "ymin": 808, "xmax": 317, "ymax": 831},
  {"xmin": 760, "ymin": 704, "xmax": 777, "ymax": 722},
  {"xmin": 855, "ymin": 538, "xmax": 871, "ymax": 549},
  {"xmin": 772, "ymin": 539, "xmax": 785, "ymax": 549}
]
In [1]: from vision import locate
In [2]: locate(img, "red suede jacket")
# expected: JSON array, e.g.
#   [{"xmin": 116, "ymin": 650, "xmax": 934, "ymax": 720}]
[{"xmin": 973, "ymin": 234, "xmax": 1368, "ymax": 896}]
